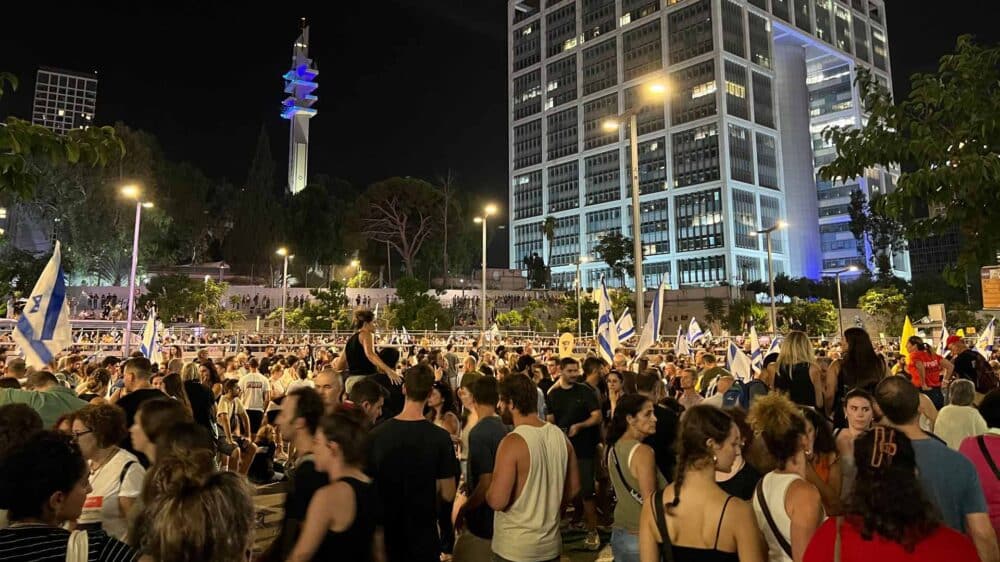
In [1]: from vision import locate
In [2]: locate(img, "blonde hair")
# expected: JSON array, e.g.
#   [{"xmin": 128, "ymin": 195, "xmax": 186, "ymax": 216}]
[
  {"xmin": 179, "ymin": 362, "xmax": 200, "ymax": 383},
  {"xmin": 748, "ymin": 392, "xmax": 807, "ymax": 465},
  {"xmin": 777, "ymin": 331, "xmax": 815, "ymax": 372}
]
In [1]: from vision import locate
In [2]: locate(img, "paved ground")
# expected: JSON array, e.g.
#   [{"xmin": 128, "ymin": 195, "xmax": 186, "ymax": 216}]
[{"xmin": 252, "ymin": 482, "xmax": 614, "ymax": 561}]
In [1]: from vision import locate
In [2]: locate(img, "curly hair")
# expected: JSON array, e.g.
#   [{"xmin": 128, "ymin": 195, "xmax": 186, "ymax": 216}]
[
  {"xmin": 606, "ymin": 394, "xmax": 652, "ymax": 446},
  {"xmin": 0, "ymin": 404, "xmax": 43, "ymax": 459},
  {"xmin": 74, "ymin": 404, "xmax": 128, "ymax": 448},
  {"xmin": 669, "ymin": 405, "xmax": 733, "ymax": 511},
  {"xmin": 749, "ymin": 393, "xmax": 807, "ymax": 465},
  {"xmin": 847, "ymin": 427, "xmax": 940, "ymax": 551}
]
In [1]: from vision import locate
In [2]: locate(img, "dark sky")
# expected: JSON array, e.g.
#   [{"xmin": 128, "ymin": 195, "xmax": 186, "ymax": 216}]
[{"xmin": 0, "ymin": 1, "xmax": 997, "ymax": 265}]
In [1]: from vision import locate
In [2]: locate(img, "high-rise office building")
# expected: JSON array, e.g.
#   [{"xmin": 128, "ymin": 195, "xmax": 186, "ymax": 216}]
[
  {"xmin": 32, "ymin": 67, "xmax": 98, "ymax": 134},
  {"xmin": 507, "ymin": 0, "xmax": 907, "ymax": 293}
]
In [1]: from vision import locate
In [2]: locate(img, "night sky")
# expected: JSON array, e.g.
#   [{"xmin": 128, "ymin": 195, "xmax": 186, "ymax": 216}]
[{"xmin": 0, "ymin": 1, "xmax": 997, "ymax": 266}]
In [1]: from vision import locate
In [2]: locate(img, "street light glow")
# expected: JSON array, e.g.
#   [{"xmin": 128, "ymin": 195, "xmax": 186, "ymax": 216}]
[
  {"xmin": 484, "ymin": 204, "xmax": 498, "ymax": 216},
  {"xmin": 276, "ymin": 247, "xmax": 288, "ymax": 257},
  {"xmin": 847, "ymin": 265, "xmax": 859, "ymax": 272},
  {"xmin": 473, "ymin": 217, "xmax": 483, "ymax": 224},
  {"xmin": 141, "ymin": 202, "xmax": 154, "ymax": 209},
  {"xmin": 602, "ymin": 119, "xmax": 620, "ymax": 132},
  {"xmin": 776, "ymin": 220, "xmax": 788, "ymax": 230},
  {"xmin": 579, "ymin": 255, "xmax": 591, "ymax": 264},
  {"xmin": 350, "ymin": 259, "xmax": 360, "ymax": 268},
  {"xmin": 648, "ymin": 82, "xmax": 667, "ymax": 94},
  {"xmin": 120, "ymin": 185, "xmax": 140, "ymax": 199}
]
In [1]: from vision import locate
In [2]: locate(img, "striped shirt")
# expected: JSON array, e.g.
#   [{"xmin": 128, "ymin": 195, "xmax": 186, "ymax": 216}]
[{"xmin": 0, "ymin": 526, "xmax": 138, "ymax": 561}]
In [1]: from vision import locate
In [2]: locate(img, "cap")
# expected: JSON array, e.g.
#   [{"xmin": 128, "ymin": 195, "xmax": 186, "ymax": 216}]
[{"xmin": 946, "ymin": 335, "xmax": 962, "ymax": 347}]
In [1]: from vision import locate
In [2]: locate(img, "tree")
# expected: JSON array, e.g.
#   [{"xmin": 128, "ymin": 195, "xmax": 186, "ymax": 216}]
[
  {"xmin": 358, "ymin": 178, "xmax": 441, "ymax": 276},
  {"xmin": 703, "ymin": 297, "xmax": 727, "ymax": 332},
  {"xmin": 948, "ymin": 306, "xmax": 984, "ymax": 334},
  {"xmin": 542, "ymin": 216, "xmax": 556, "ymax": 288},
  {"xmin": 287, "ymin": 176, "xmax": 356, "ymax": 281},
  {"xmin": 522, "ymin": 253, "xmax": 547, "ymax": 289},
  {"xmin": 594, "ymin": 231, "xmax": 634, "ymax": 286},
  {"xmin": 725, "ymin": 298, "xmax": 769, "ymax": 334},
  {"xmin": 847, "ymin": 188, "xmax": 905, "ymax": 283},
  {"xmin": 224, "ymin": 126, "xmax": 282, "ymax": 281},
  {"xmin": 436, "ymin": 170, "xmax": 459, "ymax": 289},
  {"xmin": 560, "ymin": 293, "xmax": 599, "ymax": 335},
  {"xmin": 780, "ymin": 298, "xmax": 839, "ymax": 335},
  {"xmin": 820, "ymin": 37, "xmax": 1000, "ymax": 284},
  {"xmin": 0, "ymin": 241, "xmax": 51, "ymax": 296},
  {"xmin": 347, "ymin": 270, "xmax": 376, "ymax": 288},
  {"xmin": 386, "ymin": 276, "xmax": 452, "ymax": 330},
  {"xmin": 138, "ymin": 276, "xmax": 243, "ymax": 328},
  {"xmin": 858, "ymin": 286, "xmax": 909, "ymax": 336},
  {"xmin": 1, "ymin": 73, "xmax": 126, "ymax": 197},
  {"xmin": 269, "ymin": 281, "xmax": 353, "ymax": 331}
]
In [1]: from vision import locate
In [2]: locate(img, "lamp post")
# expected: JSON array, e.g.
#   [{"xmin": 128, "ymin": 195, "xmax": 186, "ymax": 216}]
[
  {"xmin": 576, "ymin": 255, "xmax": 590, "ymax": 338},
  {"xmin": 751, "ymin": 220, "xmax": 787, "ymax": 333},
  {"xmin": 120, "ymin": 185, "xmax": 153, "ymax": 355},
  {"xmin": 474, "ymin": 204, "xmax": 498, "ymax": 342},
  {"xmin": 276, "ymin": 247, "xmax": 293, "ymax": 337},
  {"xmin": 602, "ymin": 79, "xmax": 667, "ymax": 335},
  {"xmin": 831, "ymin": 265, "xmax": 860, "ymax": 337}
]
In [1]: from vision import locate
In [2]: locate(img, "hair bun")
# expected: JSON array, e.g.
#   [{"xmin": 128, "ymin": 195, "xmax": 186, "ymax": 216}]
[
  {"xmin": 749, "ymin": 393, "xmax": 800, "ymax": 436},
  {"xmin": 152, "ymin": 449, "xmax": 215, "ymax": 496}
]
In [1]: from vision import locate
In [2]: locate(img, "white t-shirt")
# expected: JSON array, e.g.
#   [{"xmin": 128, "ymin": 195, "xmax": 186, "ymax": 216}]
[
  {"xmin": 217, "ymin": 395, "xmax": 247, "ymax": 432},
  {"xmin": 239, "ymin": 372, "xmax": 270, "ymax": 412},
  {"xmin": 265, "ymin": 379, "xmax": 286, "ymax": 413},
  {"xmin": 80, "ymin": 448, "xmax": 145, "ymax": 541},
  {"xmin": 286, "ymin": 379, "xmax": 315, "ymax": 393}
]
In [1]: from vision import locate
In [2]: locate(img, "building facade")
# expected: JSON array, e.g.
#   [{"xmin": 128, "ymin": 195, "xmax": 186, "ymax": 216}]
[
  {"xmin": 507, "ymin": 0, "xmax": 906, "ymax": 293},
  {"xmin": 32, "ymin": 67, "xmax": 97, "ymax": 134}
]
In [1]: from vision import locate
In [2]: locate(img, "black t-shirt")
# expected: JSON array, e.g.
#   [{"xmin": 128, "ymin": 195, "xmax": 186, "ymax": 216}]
[
  {"xmin": 717, "ymin": 460, "xmax": 762, "ymax": 501},
  {"xmin": 644, "ymin": 403, "xmax": 679, "ymax": 482},
  {"xmin": 546, "ymin": 382, "xmax": 601, "ymax": 459},
  {"xmin": 268, "ymin": 456, "xmax": 329, "ymax": 561},
  {"xmin": 183, "ymin": 380, "xmax": 215, "ymax": 431},
  {"xmin": 466, "ymin": 415, "xmax": 508, "ymax": 539},
  {"xmin": 367, "ymin": 418, "xmax": 459, "ymax": 562},
  {"xmin": 371, "ymin": 374, "xmax": 405, "ymax": 422},
  {"xmin": 115, "ymin": 388, "xmax": 164, "ymax": 465},
  {"xmin": 953, "ymin": 349, "xmax": 980, "ymax": 382}
]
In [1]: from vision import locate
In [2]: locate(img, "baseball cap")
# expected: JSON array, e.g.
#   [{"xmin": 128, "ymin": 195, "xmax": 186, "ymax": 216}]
[{"xmin": 946, "ymin": 335, "xmax": 962, "ymax": 347}]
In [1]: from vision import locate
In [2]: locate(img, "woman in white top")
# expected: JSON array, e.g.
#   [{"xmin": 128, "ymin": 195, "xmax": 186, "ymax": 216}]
[
  {"xmin": 72, "ymin": 404, "xmax": 145, "ymax": 541},
  {"xmin": 935, "ymin": 379, "xmax": 988, "ymax": 449},
  {"xmin": 749, "ymin": 393, "xmax": 825, "ymax": 562}
]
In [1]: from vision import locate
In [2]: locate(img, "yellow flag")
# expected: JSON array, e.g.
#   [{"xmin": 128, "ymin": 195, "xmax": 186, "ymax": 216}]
[
  {"xmin": 900, "ymin": 316, "xmax": 916, "ymax": 359},
  {"xmin": 558, "ymin": 332, "xmax": 576, "ymax": 358},
  {"xmin": 957, "ymin": 328, "xmax": 966, "ymax": 338}
]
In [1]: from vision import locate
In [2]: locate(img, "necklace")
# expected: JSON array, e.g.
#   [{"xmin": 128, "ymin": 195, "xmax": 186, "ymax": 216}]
[{"xmin": 90, "ymin": 447, "xmax": 119, "ymax": 475}]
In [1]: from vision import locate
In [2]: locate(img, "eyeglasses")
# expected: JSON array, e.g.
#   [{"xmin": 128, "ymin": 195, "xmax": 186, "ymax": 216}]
[{"xmin": 71, "ymin": 430, "xmax": 93, "ymax": 440}]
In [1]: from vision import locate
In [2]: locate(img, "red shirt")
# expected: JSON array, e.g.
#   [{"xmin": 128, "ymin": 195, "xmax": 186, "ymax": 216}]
[
  {"xmin": 907, "ymin": 350, "xmax": 943, "ymax": 388},
  {"xmin": 804, "ymin": 517, "xmax": 979, "ymax": 562}
]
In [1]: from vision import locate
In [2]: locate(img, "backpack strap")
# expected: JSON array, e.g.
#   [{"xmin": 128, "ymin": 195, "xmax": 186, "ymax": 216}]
[
  {"xmin": 610, "ymin": 443, "xmax": 643, "ymax": 504},
  {"xmin": 755, "ymin": 478, "xmax": 793, "ymax": 558},
  {"xmin": 978, "ymin": 436, "xmax": 1000, "ymax": 479}
]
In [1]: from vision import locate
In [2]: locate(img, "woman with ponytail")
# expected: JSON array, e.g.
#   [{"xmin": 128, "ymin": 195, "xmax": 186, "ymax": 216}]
[
  {"xmin": 803, "ymin": 427, "xmax": 978, "ymax": 561},
  {"xmin": 749, "ymin": 394, "xmax": 825, "ymax": 562},
  {"xmin": 287, "ymin": 407, "xmax": 385, "ymax": 562},
  {"xmin": 904, "ymin": 336, "xmax": 950, "ymax": 410},
  {"xmin": 606, "ymin": 394, "xmax": 664, "ymax": 562},
  {"xmin": 639, "ymin": 405, "xmax": 764, "ymax": 562}
]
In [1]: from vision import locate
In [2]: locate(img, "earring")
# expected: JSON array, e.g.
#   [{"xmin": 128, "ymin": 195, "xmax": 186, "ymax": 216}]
[{"xmin": 713, "ymin": 454, "xmax": 718, "ymax": 466}]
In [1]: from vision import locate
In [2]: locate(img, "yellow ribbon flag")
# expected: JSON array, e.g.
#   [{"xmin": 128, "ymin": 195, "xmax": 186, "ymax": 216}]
[
  {"xmin": 900, "ymin": 315, "xmax": 916, "ymax": 359},
  {"xmin": 957, "ymin": 328, "xmax": 966, "ymax": 338}
]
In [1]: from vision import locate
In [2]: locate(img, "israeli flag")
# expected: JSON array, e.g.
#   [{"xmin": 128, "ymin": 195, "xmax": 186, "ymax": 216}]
[
  {"xmin": 596, "ymin": 276, "xmax": 619, "ymax": 363},
  {"xmin": 675, "ymin": 324, "xmax": 690, "ymax": 357},
  {"xmin": 13, "ymin": 242, "xmax": 73, "ymax": 369},
  {"xmin": 138, "ymin": 310, "xmax": 159, "ymax": 362},
  {"xmin": 636, "ymin": 280, "xmax": 666, "ymax": 358},
  {"xmin": 749, "ymin": 325, "xmax": 763, "ymax": 372},
  {"xmin": 490, "ymin": 323, "xmax": 501, "ymax": 341},
  {"xmin": 728, "ymin": 341, "xmax": 753, "ymax": 382},
  {"xmin": 687, "ymin": 317, "xmax": 704, "ymax": 345},
  {"xmin": 616, "ymin": 308, "xmax": 636, "ymax": 341},
  {"xmin": 373, "ymin": 302, "xmax": 380, "ymax": 319},
  {"xmin": 938, "ymin": 325, "xmax": 950, "ymax": 357},
  {"xmin": 976, "ymin": 317, "xmax": 995, "ymax": 359},
  {"xmin": 401, "ymin": 326, "xmax": 411, "ymax": 344},
  {"xmin": 769, "ymin": 335, "xmax": 783, "ymax": 356}
]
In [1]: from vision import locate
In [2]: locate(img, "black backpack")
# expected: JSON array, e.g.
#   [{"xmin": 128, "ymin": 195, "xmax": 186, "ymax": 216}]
[{"xmin": 969, "ymin": 351, "xmax": 999, "ymax": 394}]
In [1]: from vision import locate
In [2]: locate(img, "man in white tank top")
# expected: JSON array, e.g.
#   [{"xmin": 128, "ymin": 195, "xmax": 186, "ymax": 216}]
[{"xmin": 487, "ymin": 374, "xmax": 580, "ymax": 562}]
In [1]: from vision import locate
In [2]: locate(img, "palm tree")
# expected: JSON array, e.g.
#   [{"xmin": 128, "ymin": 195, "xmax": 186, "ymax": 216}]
[{"xmin": 542, "ymin": 216, "xmax": 556, "ymax": 288}]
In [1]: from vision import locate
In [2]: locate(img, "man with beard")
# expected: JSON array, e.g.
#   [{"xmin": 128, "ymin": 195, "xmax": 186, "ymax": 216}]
[{"xmin": 488, "ymin": 373, "xmax": 580, "ymax": 561}]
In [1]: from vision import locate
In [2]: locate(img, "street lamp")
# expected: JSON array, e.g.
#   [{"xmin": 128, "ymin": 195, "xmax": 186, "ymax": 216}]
[
  {"xmin": 120, "ymin": 185, "xmax": 153, "ymax": 355},
  {"xmin": 830, "ymin": 265, "xmax": 860, "ymax": 337},
  {"xmin": 750, "ymin": 220, "xmax": 787, "ymax": 333},
  {"xmin": 576, "ymin": 255, "xmax": 591, "ymax": 338},
  {"xmin": 474, "ymin": 204, "xmax": 498, "ymax": 341},
  {"xmin": 276, "ymin": 247, "xmax": 293, "ymax": 337},
  {"xmin": 601, "ymin": 78, "xmax": 668, "ymax": 334}
]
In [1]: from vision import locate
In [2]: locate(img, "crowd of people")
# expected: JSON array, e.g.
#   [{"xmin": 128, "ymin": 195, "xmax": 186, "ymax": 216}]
[{"xmin": 0, "ymin": 308, "xmax": 999, "ymax": 561}]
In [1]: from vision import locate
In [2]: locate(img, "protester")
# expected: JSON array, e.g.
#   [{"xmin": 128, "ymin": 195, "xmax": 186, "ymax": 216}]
[
  {"xmin": 72, "ymin": 404, "xmax": 145, "ymax": 541},
  {"xmin": 696, "ymin": 353, "xmax": 730, "ymax": 396},
  {"xmin": 875, "ymin": 376, "xmax": 998, "ymax": 562},
  {"xmin": 113, "ymin": 358, "xmax": 164, "ymax": 464},
  {"xmin": 179, "ymin": 362, "xmax": 216, "ymax": 434},
  {"xmin": 775, "ymin": 331, "xmax": 824, "ymax": 411},
  {"xmin": 835, "ymin": 388, "xmax": 874, "ymax": 501},
  {"xmin": 129, "ymin": 398, "xmax": 191, "ymax": 464},
  {"xmin": 677, "ymin": 367, "xmax": 704, "ymax": 410},
  {"xmin": 932, "ymin": 379, "xmax": 987, "ymax": 449},
  {"xmin": 489, "ymin": 373, "xmax": 580, "ymax": 562},
  {"xmin": 453, "ymin": 376, "xmax": 506, "ymax": 561},
  {"xmin": 78, "ymin": 368, "xmax": 111, "ymax": 403},
  {"xmin": 639, "ymin": 404, "xmax": 764, "ymax": 561},
  {"xmin": 947, "ymin": 335, "xmax": 991, "ymax": 393},
  {"xmin": 716, "ymin": 407, "xmax": 764, "ymax": 500},
  {"xmin": 216, "ymin": 379, "xmax": 257, "ymax": 474},
  {"xmin": 959, "ymin": 389, "xmax": 1000, "ymax": 537},
  {"xmin": 636, "ymin": 368, "xmax": 679, "ymax": 482},
  {"xmin": 346, "ymin": 377, "xmax": 387, "ymax": 427},
  {"xmin": 425, "ymin": 380, "xmax": 460, "ymax": 560},
  {"xmin": 238, "ymin": 361, "xmax": 270, "ymax": 435},
  {"xmin": 0, "ymin": 403, "xmax": 44, "ymax": 529},
  {"xmin": 0, "ymin": 370, "xmax": 87, "ymax": 428},
  {"xmin": 0, "ymin": 431, "xmax": 138, "ymax": 560},
  {"xmin": 287, "ymin": 408, "xmax": 384, "ymax": 561},
  {"xmin": 800, "ymin": 406, "xmax": 842, "ymax": 515},
  {"xmin": 334, "ymin": 309, "xmax": 401, "ymax": 382},
  {"xmin": 367, "ymin": 363, "xmax": 458, "ymax": 562},
  {"xmin": 313, "ymin": 367, "xmax": 343, "ymax": 413},
  {"xmin": 607, "ymin": 394, "xmax": 665, "ymax": 562},
  {"xmin": 546, "ymin": 356, "xmax": 602, "ymax": 550},
  {"xmin": 905, "ymin": 336, "xmax": 950, "ymax": 410},
  {"xmin": 803, "ymin": 427, "xmax": 980, "ymax": 562},
  {"xmin": 827, "ymin": 327, "xmax": 889, "ymax": 424},
  {"xmin": 750, "ymin": 393, "xmax": 826, "ymax": 562}
]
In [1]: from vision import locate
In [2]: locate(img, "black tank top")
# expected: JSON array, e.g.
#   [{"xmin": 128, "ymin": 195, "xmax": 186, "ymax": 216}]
[
  {"xmin": 345, "ymin": 332, "xmax": 377, "ymax": 375},
  {"xmin": 775, "ymin": 362, "xmax": 816, "ymax": 407},
  {"xmin": 310, "ymin": 477, "xmax": 378, "ymax": 561},
  {"xmin": 671, "ymin": 495, "xmax": 739, "ymax": 562}
]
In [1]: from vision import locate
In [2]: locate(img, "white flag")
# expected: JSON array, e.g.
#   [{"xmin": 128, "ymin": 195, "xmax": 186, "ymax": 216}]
[
  {"xmin": 688, "ymin": 317, "xmax": 704, "ymax": 345},
  {"xmin": 401, "ymin": 326, "xmax": 411, "ymax": 344},
  {"xmin": 13, "ymin": 242, "xmax": 73, "ymax": 369},
  {"xmin": 976, "ymin": 317, "xmax": 995, "ymax": 359},
  {"xmin": 675, "ymin": 324, "xmax": 690, "ymax": 357},
  {"xmin": 596, "ymin": 276, "xmax": 619, "ymax": 363},
  {"xmin": 938, "ymin": 325, "xmax": 949, "ymax": 357},
  {"xmin": 636, "ymin": 281, "xmax": 666, "ymax": 359},
  {"xmin": 616, "ymin": 308, "xmax": 636, "ymax": 341},
  {"xmin": 728, "ymin": 341, "xmax": 753, "ymax": 382},
  {"xmin": 139, "ymin": 309, "xmax": 160, "ymax": 362},
  {"xmin": 749, "ymin": 325, "xmax": 763, "ymax": 372}
]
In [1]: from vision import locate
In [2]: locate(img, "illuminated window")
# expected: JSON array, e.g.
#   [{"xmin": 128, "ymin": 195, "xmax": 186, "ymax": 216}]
[
  {"xmin": 671, "ymin": 60, "xmax": 717, "ymax": 125},
  {"xmin": 725, "ymin": 60, "xmax": 749, "ymax": 120}
]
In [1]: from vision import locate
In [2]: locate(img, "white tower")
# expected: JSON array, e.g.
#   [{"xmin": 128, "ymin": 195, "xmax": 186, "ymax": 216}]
[{"xmin": 281, "ymin": 20, "xmax": 318, "ymax": 195}]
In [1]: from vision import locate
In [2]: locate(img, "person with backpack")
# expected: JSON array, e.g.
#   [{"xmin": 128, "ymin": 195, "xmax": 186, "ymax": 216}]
[
  {"xmin": 958, "ymin": 389, "xmax": 1000, "ymax": 538},
  {"xmin": 947, "ymin": 335, "xmax": 999, "ymax": 400}
]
